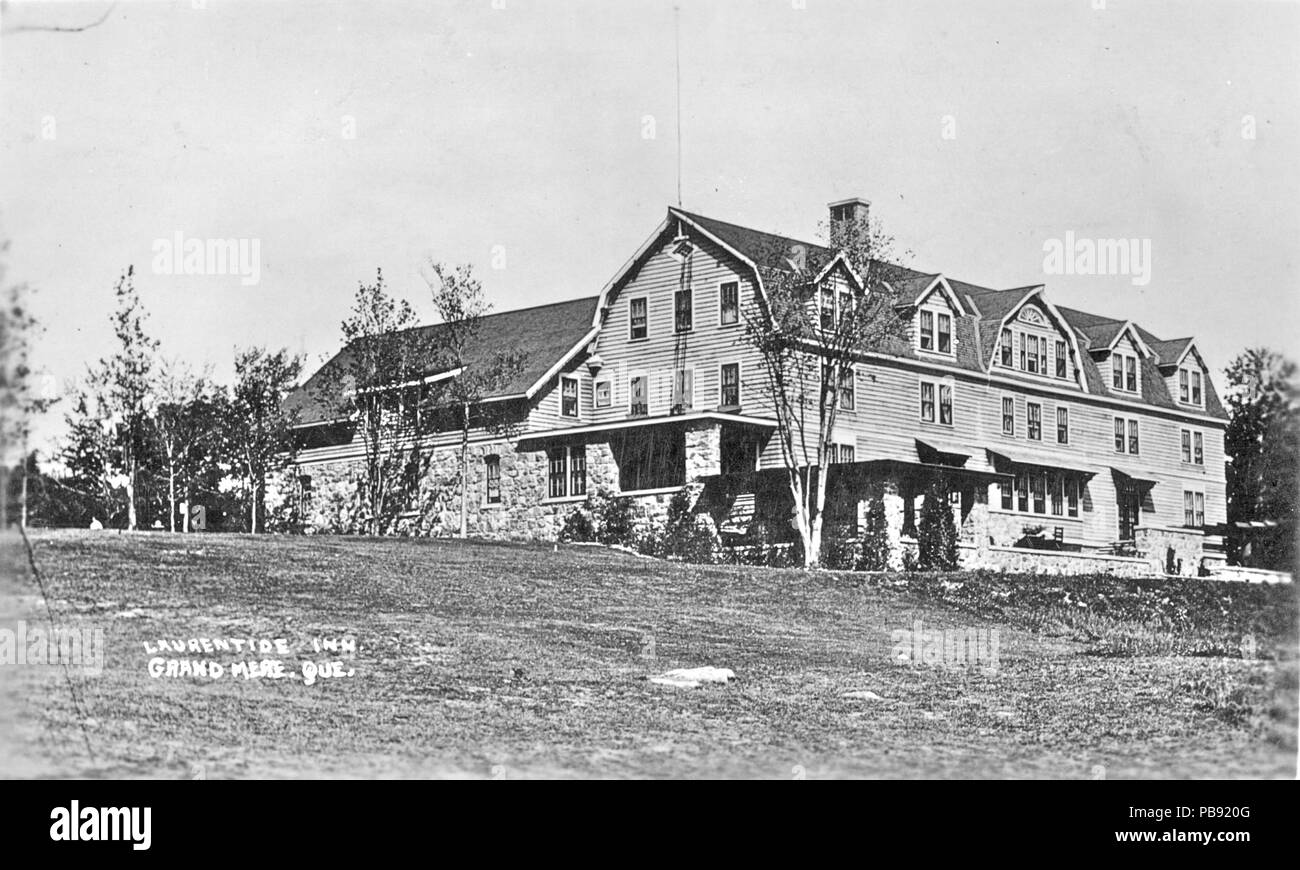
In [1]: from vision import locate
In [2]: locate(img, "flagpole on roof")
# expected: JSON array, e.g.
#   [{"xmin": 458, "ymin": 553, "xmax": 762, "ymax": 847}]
[{"xmin": 675, "ymin": 3, "xmax": 682, "ymax": 208}]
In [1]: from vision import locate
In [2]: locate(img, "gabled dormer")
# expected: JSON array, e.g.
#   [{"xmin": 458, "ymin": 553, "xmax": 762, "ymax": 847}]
[
  {"xmin": 986, "ymin": 287, "xmax": 1087, "ymax": 391},
  {"xmin": 1152, "ymin": 338, "xmax": 1207, "ymax": 410},
  {"xmin": 1090, "ymin": 322, "xmax": 1151, "ymax": 399},
  {"xmin": 906, "ymin": 276, "xmax": 966, "ymax": 359}
]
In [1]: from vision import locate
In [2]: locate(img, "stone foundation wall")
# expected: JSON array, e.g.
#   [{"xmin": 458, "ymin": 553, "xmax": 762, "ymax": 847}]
[
  {"xmin": 288, "ymin": 420, "xmax": 724, "ymax": 542},
  {"xmin": 1134, "ymin": 525, "xmax": 1204, "ymax": 577},
  {"xmin": 962, "ymin": 545, "xmax": 1151, "ymax": 577}
]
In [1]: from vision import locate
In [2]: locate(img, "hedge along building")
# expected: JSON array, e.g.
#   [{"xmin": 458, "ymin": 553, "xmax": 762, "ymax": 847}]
[{"xmin": 283, "ymin": 199, "xmax": 1228, "ymax": 572}]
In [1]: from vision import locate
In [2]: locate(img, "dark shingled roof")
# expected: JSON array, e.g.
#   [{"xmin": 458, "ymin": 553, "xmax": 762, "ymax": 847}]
[
  {"xmin": 1150, "ymin": 337, "xmax": 1196, "ymax": 367},
  {"xmin": 286, "ymin": 295, "xmax": 598, "ymax": 426},
  {"xmin": 674, "ymin": 209, "xmax": 1227, "ymax": 420}
]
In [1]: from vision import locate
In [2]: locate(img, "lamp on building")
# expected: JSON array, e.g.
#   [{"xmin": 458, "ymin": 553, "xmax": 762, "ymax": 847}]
[{"xmin": 586, "ymin": 351, "xmax": 604, "ymax": 376}]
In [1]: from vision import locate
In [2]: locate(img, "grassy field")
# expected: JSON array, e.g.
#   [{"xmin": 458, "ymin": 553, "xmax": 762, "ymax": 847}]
[{"xmin": 1, "ymin": 529, "xmax": 1296, "ymax": 779}]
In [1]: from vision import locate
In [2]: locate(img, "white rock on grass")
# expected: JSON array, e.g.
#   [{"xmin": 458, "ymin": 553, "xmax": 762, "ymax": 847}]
[
  {"xmin": 841, "ymin": 690, "xmax": 885, "ymax": 701},
  {"xmin": 650, "ymin": 666, "xmax": 736, "ymax": 689}
]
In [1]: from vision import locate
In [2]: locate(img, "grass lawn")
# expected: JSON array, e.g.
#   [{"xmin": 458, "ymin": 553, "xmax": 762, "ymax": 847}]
[{"xmin": 1, "ymin": 529, "xmax": 1296, "ymax": 779}]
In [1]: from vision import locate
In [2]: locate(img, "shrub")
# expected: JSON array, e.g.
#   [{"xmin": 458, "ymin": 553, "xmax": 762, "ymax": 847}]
[
  {"xmin": 820, "ymin": 524, "xmax": 859, "ymax": 570},
  {"xmin": 917, "ymin": 475, "xmax": 959, "ymax": 570},
  {"xmin": 857, "ymin": 497, "xmax": 891, "ymax": 570},
  {"xmin": 661, "ymin": 487, "xmax": 721, "ymax": 563},
  {"xmin": 558, "ymin": 508, "xmax": 596, "ymax": 543},
  {"xmin": 586, "ymin": 487, "xmax": 638, "ymax": 547}
]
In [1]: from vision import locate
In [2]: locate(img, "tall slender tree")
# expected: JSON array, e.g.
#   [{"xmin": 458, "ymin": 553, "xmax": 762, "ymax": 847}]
[
  {"xmin": 96, "ymin": 266, "xmax": 158, "ymax": 531},
  {"xmin": 316, "ymin": 269, "xmax": 438, "ymax": 535},
  {"xmin": 0, "ymin": 241, "xmax": 55, "ymax": 527},
  {"xmin": 422, "ymin": 260, "xmax": 526, "ymax": 538},
  {"xmin": 743, "ymin": 211, "xmax": 910, "ymax": 567},
  {"xmin": 230, "ymin": 347, "xmax": 303, "ymax": 533}
]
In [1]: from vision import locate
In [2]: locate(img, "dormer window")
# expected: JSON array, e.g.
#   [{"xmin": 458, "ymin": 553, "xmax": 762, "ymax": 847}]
[
  {"xmin": 1178, "ymin": 366, "xmax": 1203, "ymax": 407},
  {"xmin": 917, "ymin": 309, "xmax": 952, "ymax": 354},
  {"xmin": 1112, "ymin": 352, "xmax": 1138, "ymax": 393},
  {"xmin": 1000, "ymin": 329, "xmax": 1012, "ymax": 366}
]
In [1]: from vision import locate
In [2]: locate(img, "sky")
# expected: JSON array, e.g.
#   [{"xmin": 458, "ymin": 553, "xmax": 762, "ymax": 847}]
[{"xmin": 2, "ymin": 0, "xmax": 1298, "ymax": 457}]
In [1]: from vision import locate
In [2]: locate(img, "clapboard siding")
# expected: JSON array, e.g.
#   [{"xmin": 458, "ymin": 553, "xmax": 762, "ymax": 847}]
[{"xmin": 591, "ymin": 231, "xmax": 772, "ymax": 421}]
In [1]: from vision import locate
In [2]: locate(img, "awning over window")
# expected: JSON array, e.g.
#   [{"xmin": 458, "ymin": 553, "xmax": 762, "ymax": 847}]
[
  {"xmin": 1110, "ymin": 467, "xmax": 1158, "ymax": 488},
  {"xmin": 986, "ymin": 447, "xmax": 1101, "ymax": 476},
  {"xmin": 915, "ymin": 437, "xmax": 971, "ymax": 468}
]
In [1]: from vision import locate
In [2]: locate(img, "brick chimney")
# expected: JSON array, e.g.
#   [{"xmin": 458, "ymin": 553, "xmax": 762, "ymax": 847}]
[{"xmin": 828, "ymin": 197, "xmax": 871, "ymax": 240}]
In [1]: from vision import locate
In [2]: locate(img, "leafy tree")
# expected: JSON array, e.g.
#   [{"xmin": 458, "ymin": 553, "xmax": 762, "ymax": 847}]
[
  {"xmin": 422, "ymin": 260, "xmax": 527, "ymax": 538},
  {"xmin": 743, "ymin": 208, "xmax": 910, "ymax": 567},
  {"xmin": 97, "ymin": 266, "xmax": 158, "ymax": 530},
  {"xmin": 314, "ymin": 269, "xmax": 438, "ymax": 535},
  {"xmin": 917, "ymin": 475, "xmax": 959, "ymax": 570},
  {"xmin": 230, "ymin": 347, "xmax": 303, "ymax": 533},
  {"xmin": 1224, "ymin": 348, "xmax": 1299, "ymax": 572},
  {"xmin": 58, "ymin": 379, "xmax": 121, "ymax": 525},
  {"xmin": 857, "ymin": 496, "xmax": 891, "ymax": 571},
  {"xmin": 0, "ymin": 241, "xmax": 56, "ymax": 527},
  {"xmin": 150, "ymin": 359, "xmax": 226, "ymax": 532}
]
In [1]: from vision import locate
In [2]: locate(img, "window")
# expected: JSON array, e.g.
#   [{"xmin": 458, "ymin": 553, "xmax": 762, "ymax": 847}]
[
  {"xmin": 833, "ymin": 442, "xmax": 856, "ymax": 464},
  {"xmin": 1002, "ymin": 396, "xmax": 1015, "ymax": 435},
  {"xmin": 839, "ymin": 290, "xmax": 853, "ymax": 327},
  {"xmin": 594, "ymin": 379, "xmax": 611, "ymax": 409},
  {"xmin": 1056, "ymin": 407, "xmax": 1069, "ymax": 444},
  {"xmin": 1016, "ymin": 473, "xmax": 1029, "ymax": 512},
  {"xmin": 1000, "ymin": 477, "xmax": 1013, "ymax": 509},
  {"xmin": 1055, "ymin": 340, "xmax": 1067, "ymax": 379},
  {"xmin": 920, "ymin": 381, "xmax": 935, "ymax": 422},
  {"xmin": 1050, "ymin": 473, "xmax": 1063, "ymax": 516},
  {"xmin": 937, "ymin": 313, "xmax": 952, "ymax": 354},
  {"xmin": 1179, "ymin": 369, "xmax": 1189, "ymax": 402},
  {"xmin": 629, "ymin": 373, "xmax": 648, "ymax": 416},
  {"xmin": 675, "ymin": 287, "xmax": 693, "ymax": 333},
  {"xmin": 820, "ymin": 283, "xmax": 835, "ymax": 332},
  {"xmin": 1191, "ymin": 370, "xmax": 1202, "ymax": 405},
  {"xmin": 484, "ymin": 455, "xmax": 501, "ymax": 504},
  {"xmin": 1000, "ymin": 329, "xmax": 1013, "ymax": 366},
  {"xmin": 1114, "ymin": 418, "xmax": 1125, "ymax": 452},
  {"xmin": 720, "ymin": 363, "xmax": 740, "ymax": 408},
  {"xmin": 1038, "ymin": 338, "xmax": 1047, "ymax": 376},
  {"xmin": 671, "ymin": 368, "xmax": 694, "ymax": 413},
  {"xmin": 839, "ymin": 366, "xmax": 855, "ymax": 411},
  {"xmin": 1194, "ymin": 431, "xmax": 1203, "ymax": 465},
  {"xmin": 298, "ymin": 475, "xmax": 313, "ymax": 511},
  {"xmin": 560, "ymin": 375, "xmax": 579, "ymax": 418},
  {"xmin": 720, "ymin": 281, "xmax": 739, "ymax": 325},
  {"xmin": 1025, "ymin": 335, "xmax": 1039, "ymax": 374},
  {"xmin": 1067, "ymin": 478, "xmax": 1079, "ymax": 517},
  {"xmin": 1027, "ymin": 402, "xmax": 1041, "ymax": 441},
  {"xmin": 938, "ymin": 383, "xmax": 952, "ymax": 425},
  {"xmin": 547, "ymin": 446, "xmax": 586, "ymax": 499},
  {"xmin": 1181, "ymin": 429, "xmax": 1192, "ymax": 463},
  {"xmin": 569, "ymin": 448, "xmax": 586, "ymax": 497},
  {"xmin": 629, "ymin": 297, "xmax": 647, "ymax": 340},
  {"xmin": 614, "ymin": 428, "xmax": 685, "ymax": 492},
  {"xmin": 1031, "ymin": 472, "xmax": 1046, "ymax": 514},
  {"xmin": 919, "ymin": 310, "xmax": 934, "ymax": 351},
  {"xmin": 1114, "ymin": 352, "xmax": 1138, "ymax": 392},
  {"xmin": 1184, "ymin": 491, "xmax": 1205, "ymax": 528},
  {"xmin": 1128, "ymin": 419, "xmax": 1139, "ymax": 455}
]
